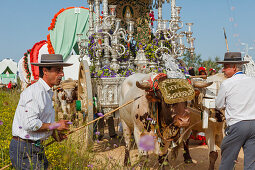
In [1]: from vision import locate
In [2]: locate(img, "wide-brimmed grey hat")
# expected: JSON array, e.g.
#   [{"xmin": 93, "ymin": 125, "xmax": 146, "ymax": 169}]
[
  {"xmin": 31, "ymin": 54, "xmax": 73, "ymax": 67},
  {"xmin": 217, "ymin": 52, "xmax": 249, "ymax": 64}
]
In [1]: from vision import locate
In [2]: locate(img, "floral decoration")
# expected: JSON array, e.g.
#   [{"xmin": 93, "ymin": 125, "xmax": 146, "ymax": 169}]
[
  {"xmin": 47, "ymin": 34, "xmax": 55, "ymax": 54},
  {"xmin": 23, "ymin": 49, "xmax": 32, "ymax": 81},
  {"xmin": 91, "ymin": 65, "xmax": 117, "ymax": 78}
]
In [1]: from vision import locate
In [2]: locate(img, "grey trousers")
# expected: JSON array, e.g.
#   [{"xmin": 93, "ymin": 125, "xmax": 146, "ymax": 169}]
[
  {"xmin": 9, "ymin": 138, "xmax": 48, "ymax": 170},
  {"xmin": 219, "ymin": 120, "xmax": 255, "ymax": 170}
]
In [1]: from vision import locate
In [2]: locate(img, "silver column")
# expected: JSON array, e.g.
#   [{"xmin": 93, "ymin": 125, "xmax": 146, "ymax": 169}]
[
  {"xmin": 158, "ymin": 0, "xmax": 162, "ymax": 30},
  {"xmin": 88, "ymin": 0, "xmax": 94, "ymax": 37},
  {"xmin": 94, "ymin": 0, "xmax": 100, "ymax": 30},
  {"xmin": 171, "ymin": 0, "xmax": 176, "ymax": 19},
  {"xmin": 102, "ymin": 0, "xmax": 110, "ymax": 66}
]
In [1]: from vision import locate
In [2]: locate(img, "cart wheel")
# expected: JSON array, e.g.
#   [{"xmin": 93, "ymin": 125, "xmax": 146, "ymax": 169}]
[{"xmin": 77, "ymin": 60, "xmax": 94, "ymax": 149}]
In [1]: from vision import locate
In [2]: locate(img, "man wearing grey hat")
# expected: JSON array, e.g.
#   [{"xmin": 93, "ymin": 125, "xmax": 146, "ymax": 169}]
[
  {"xmin": 9, "ymin": 54, "xmax": 72, "ymax": 169},
  {"xmin": 216, "ymin": 52, "xmax": 255, "ymax": 170}
]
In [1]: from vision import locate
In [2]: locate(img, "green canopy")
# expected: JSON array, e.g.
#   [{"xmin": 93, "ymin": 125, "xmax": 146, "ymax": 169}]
[{"xmin": 50, "ymin": 8, "xmax": 91, "ymax": 60}]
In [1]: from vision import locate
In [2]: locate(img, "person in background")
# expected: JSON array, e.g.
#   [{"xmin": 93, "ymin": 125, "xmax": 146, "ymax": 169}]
[
  {"xmin": 216, "ymin": 52, "xmax": 255, "ymax": 170},
  {"xmin": 7, "ymin": 81, "xmax": 12, "ymax": 89},
  {"xmin": 9, "ymin": 54, "xmax": 72, "ymax": 169},
  {"xmin": 208, "ymin": 68, "xmax": 217, "ymax": 76},
  {"xmin": 198, "ymin": 67, "xmax": 207, "ymax": 75},
  {"xmin": 188, "ymin": 67, "xmax": 195, "ymax": 76}
]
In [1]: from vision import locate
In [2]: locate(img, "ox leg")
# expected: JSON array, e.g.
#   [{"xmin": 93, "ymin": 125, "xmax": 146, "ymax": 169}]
[
  {"xmin": 67, "ymin": 104, "xmax": 71, "ymax": 120},
  {"xmin": 183, "ymin": 139, "xmax": 193, "ymax": 164},
  {"xmin": 158, "ymin": 153, "xmax": 169, "ymax": 169},
  {"xmin": 107, "ymin": 116, "xmax": 116, "ymax": 138},
  {"xmin": 133, "ymin": 126, "xmax": 145, "ymax": 156},
  {"xmin": 205, "ymin": 127, "xmax": 218, "ymax": 170},
  {"xmin": 61, "ymin": 101, "xmax": 68, "ymax": 119},
  {"xmin": 209, "ymin": 151, "xmax": 218, "ymax": 170},
  {"xmin": 121, "ymin": 120, "xmax": 132, "ymax": 166}
]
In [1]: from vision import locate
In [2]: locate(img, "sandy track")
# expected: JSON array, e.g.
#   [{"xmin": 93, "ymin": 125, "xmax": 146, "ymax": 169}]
[{"xmin": 92, "ymin": 134, "xmax": 244, "ymax": 170}]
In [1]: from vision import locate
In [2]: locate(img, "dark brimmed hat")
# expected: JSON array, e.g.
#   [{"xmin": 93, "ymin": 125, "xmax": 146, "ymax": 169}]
[
  {"xmin": 217, "ymin": 52, "xmax": 249, "ymax": 64},
  {"xmin": 31, "ymin": 54, "xmax": 73, "ymax": 67}
]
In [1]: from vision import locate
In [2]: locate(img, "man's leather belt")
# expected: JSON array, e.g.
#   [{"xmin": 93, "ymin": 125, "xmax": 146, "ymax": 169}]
[{"xmin": 12, "ymin": 136, "xmax": 38, "ymax": 144}]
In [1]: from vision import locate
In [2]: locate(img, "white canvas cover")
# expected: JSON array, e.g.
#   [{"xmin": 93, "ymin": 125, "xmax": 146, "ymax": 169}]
[{"xmin": 0, "ymin": 58, "xmax": 18, "ymax": 74}]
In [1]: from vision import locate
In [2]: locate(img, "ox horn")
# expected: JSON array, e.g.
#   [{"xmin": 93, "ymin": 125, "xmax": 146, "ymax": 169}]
[
  {"xmin": 193, "ymin": 81, "xmax": 213, "ymax": 88},
  {"xmin": 136, "ymin": 80, "xmax": 151, "ymax": 90}
]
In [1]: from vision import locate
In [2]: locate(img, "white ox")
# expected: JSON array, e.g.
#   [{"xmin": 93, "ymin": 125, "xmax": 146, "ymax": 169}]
[{"xmin": 119, "ymin": 73, "xmax": 193, "ymax": 166}]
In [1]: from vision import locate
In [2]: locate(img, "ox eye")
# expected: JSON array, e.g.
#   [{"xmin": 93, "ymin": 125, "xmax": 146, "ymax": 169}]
[{"xmin": 166, "ymin": 103, "xmax": 171, "ymax": 108}]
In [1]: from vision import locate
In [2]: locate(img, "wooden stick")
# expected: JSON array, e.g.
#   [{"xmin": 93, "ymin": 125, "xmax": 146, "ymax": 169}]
[
  {"xmin": 1, "ymin": 96, "xmax": 144, "ymax": 170},
  {"xmin": 45, "ymin": 95, "xmax": 143, "ymax": 147},
  {"xmin": 0, "ymin": 164, "xmax": 12, "ymax": 170}
]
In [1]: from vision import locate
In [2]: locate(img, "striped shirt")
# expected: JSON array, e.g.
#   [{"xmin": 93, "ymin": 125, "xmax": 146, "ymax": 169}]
[{"xmin": 12, "ymin": 78, "xmax": 55, "ymax": 141}]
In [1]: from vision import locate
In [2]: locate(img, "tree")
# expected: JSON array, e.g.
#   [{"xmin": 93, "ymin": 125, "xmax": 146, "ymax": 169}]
[
  {"xmin": 181, "ymin": 52, "xmax": 222, "ymax": 75},
  {"xmin": 181, "ymin": 52, "xmax": 202, "ymax": 74},
  {"xmin": 201, "ymin": 56, "xmax": 222, "ymax": 73}
]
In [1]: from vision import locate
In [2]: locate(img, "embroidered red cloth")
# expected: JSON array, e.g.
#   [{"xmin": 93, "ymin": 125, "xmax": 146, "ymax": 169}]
[{"xmin": 147, "ymin": 73, "xmax": 167, "ymax": 92}]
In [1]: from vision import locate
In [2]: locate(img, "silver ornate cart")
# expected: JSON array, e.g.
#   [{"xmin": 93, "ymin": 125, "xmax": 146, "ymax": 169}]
[{"xmin": 76, "ymin": 0, "xmax": 196, "ymax": 148}]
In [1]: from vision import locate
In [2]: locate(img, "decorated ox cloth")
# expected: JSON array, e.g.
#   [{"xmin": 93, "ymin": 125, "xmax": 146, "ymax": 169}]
[{"xmin": 119, "ymin": 73, "xmax": 194, "ymax": 165}]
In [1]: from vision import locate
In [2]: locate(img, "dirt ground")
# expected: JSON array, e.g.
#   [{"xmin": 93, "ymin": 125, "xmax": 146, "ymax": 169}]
[{"xmin": 92, "ymin": 133, "xmax": 244, "ymax": 170}]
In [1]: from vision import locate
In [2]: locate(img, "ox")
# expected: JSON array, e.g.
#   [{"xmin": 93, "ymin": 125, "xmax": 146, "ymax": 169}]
[
  {"xmin": 55, "ymin": 79, "xmax": 78, "ymax": 121},
  {"xmin": 119, "ymin": 73, "xmax": 198, "ymax": 166},
  {"xmin": 183, "ymin": 73, "xmax": 227, "ymax": 170}
]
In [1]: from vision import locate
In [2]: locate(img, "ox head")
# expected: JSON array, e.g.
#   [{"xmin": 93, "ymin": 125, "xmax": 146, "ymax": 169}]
[
  {"xmin": 57, "ymin": 80, "xmax": 78, "ymax": 103},
  {"xmin": 136, "ymin": 77, "xmax": 194, "ymax": 128}
]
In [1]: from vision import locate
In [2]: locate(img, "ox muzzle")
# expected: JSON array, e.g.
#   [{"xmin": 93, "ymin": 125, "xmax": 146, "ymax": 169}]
[{"xmin": 173, "ymin": 109, "xmax": 190, "ymax": 127}]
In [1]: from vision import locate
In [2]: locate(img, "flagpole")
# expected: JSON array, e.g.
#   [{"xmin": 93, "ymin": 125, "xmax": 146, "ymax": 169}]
[{"xmin": 223, "ymin": 27, "xmax": 229, "ymax": 52}]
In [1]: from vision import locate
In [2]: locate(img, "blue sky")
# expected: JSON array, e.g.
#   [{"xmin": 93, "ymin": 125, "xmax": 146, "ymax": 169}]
[{"xmin": 0, "ymin": 0, "xmax": 255, "ymax": 62}]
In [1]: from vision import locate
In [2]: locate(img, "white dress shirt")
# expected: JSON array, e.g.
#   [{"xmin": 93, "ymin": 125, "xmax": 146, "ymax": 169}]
[
  {"xmin": 216, "ymin": 72, "xmax": 255, "ymax": 126},
  {"xmin": 12, "ymin": 78, "xmax": 55, "ymax": 141}
]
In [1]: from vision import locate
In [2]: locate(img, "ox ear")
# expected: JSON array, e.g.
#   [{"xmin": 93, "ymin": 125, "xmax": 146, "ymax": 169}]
[
  {"xmin": 136, "ymin": 80, "xmax": 151, "ymax": 91},
  {"xmin": 193, "ymin": 81, "xmax": 213, "ymax": 88}
]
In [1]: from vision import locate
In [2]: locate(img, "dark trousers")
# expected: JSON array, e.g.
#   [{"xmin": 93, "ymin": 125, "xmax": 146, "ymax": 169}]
[
  {"xmin": 9, "ymin": 138, "xmax": 48, "ymax": 170},
  {"xmin": 220, "ymin": 120, "xmax": 255, "ymax": 170}
]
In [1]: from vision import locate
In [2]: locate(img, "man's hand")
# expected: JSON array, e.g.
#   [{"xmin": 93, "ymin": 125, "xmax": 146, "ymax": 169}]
[
  {"xmin": 55, "ymin": 120, "xmax": 70, "ymax": 131},
  {"xmin": 52, "ymin": 130, "xmax": 67, "ymax": 142}
]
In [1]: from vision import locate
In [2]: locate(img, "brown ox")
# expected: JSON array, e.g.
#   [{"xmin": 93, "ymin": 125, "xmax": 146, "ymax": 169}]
[
  {"xmin": 182, "ymin": 73, "xmax": 226, "ymax": 170},
  {"xmin": 54, "ymin": 79, "xmax": 78, "ymax": 121},
  {"xmin": 119, "ymin": 73, "xmax": 194, "ymax": 166}
]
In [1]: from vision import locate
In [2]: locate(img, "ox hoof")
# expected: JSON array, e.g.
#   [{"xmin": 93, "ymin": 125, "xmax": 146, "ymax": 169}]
[
  {"xmin": 110, "ymin": 134, "xmax": 117, "ymax": 138},
  {"xmin": 184, "ymin": 158, "xmax": 193, "ymax": 164}
]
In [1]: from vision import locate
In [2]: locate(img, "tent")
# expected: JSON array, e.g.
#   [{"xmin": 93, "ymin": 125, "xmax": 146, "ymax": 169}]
[{"xmin": 0, "ymin": 58, "xmax": 18, "ymax": 84}]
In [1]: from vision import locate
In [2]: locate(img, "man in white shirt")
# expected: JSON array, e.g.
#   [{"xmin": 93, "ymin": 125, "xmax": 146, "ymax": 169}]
[
  {"xmin": 9, "ymin": 54, "xmax": 72, "ymax": 169},
  {"xmin": 216, "ymin": 52, "xmax": 255, "ymax": 170}
]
